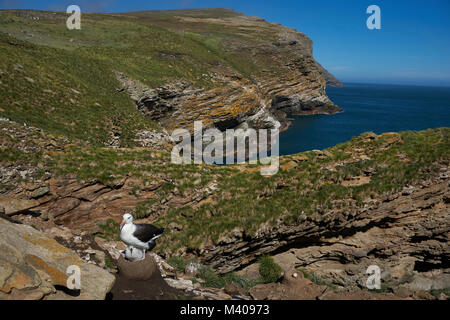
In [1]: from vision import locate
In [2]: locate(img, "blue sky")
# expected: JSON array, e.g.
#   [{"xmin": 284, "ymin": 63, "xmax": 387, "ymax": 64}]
[{"xmin": 1, "ymin": 0, "xmax": 450, "ymax": 86}]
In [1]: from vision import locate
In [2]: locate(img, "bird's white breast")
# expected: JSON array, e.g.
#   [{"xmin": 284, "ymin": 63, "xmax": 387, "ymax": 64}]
[
  {"xmin": 120, "ymin": 223, "xmax": 148, "ymax": 249},
  {"xmin": 120, "ymin": 224, "xmax": 137, "ymax": 246}
]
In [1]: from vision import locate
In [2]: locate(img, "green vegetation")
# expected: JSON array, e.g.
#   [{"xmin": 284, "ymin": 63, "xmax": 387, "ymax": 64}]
[
  {"xmin": 0, "ymin": 11, "xmax": 448, "ymax": 269},
  {"xmin": 258, "ymin": 255, "xmax": 283, "ymax": 283},
  {"xmin": 197, "ymin": 266, "xmax": 258, "ymax": 291},
  {"xmin": 220, "ymin": 273, "xmax": 260, "ymax": 292},
  {"xmin": 97, "ymin": 218, "xmax": 120, "ymax": 241},
  {"xmin": 429, "ymin": 288, "xmax": 450, "ymax": 298},
  {"xmin": 167, "ymin": 256, "xmax": 194, "ymax": 273},
  {"xmin": 368, "ymin": 282, "xmax": 391, "ymax": 294},
  {"xmin": 0, "ymin": 31, "xmax": 158, "ymax": 146},
  {"xmin": 104, "ymin": 255, "xmax": 116, "ymax": 270},
  {"xmin": 197, "ymin": 266, "xmax": 226, "ymax": 288},
  {"xmin": 167, "ymin": 257, "xmax": 259, "ymax": 292},
  {"xmin": 0, "ymin": 9, "xmax": 285, "ymax": 145},
  {"xmin": 1, "ymin": 113, "xmax": 448, "ymax": 255},
  {"xmin": 298, "ymin": 268, "xmax": 338, "ymax": 292}
]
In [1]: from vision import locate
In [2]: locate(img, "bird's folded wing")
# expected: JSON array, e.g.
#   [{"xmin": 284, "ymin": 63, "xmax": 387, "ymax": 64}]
[{"xmin": 133, "ymin": 224, "xmax": 164, "ymax": 243}]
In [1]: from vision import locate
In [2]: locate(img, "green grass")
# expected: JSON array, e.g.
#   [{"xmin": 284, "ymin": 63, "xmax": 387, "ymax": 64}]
[
  {"xmin": 0, "ymin": 11, "xmax": 448, "ymax": 264},
  {"xmin": 196, "ymin": 266, "xmax": 259, "ymax": 291},
  {"xmin": 258, "ymin": 255, "xmax": 283, "ymax": 283},
  {"xmin": 0, "ymin": 9, "xmax": 302, "ymax": 147},
  {"xmin": 429, "ymin": 288, "xmax": 450, "ymax": 298},
  {"xmin": 97, "ymin": 218, "xmax": 120, "ymax": 241},
  {"xmin": 154, "ymin": 128, "xmax": 449, "ymax": 254},
  {"xmin": 167, "ymin": 256, "xmax": 261, "ymax": 292},
  {"xmin": 298, "ymin": 268, "xmax": 338, "ymax": 292},
  {"xmin": 167, "ymin": 257, "xmax": 259, "ymax": 291},
  {"xmin": 167, "ymin": 256, "xmax": 194, "ymax": 273},
  {"xmin": 0, "ymin": 31, "xmax": 158, "ymax": 146},
  {"xmin": 198, "ymin": 265, "xmax": 226, "ymax": 288},
  {"xmin": 104, "ymin": 255, "xmax": 116, "ymax": 270},
  {"xmin": 1, "ymin": 122, "xmax": 448, "ymax": 255}
]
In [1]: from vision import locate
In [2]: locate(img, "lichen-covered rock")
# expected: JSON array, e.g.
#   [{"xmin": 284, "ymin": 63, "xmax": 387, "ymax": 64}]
[{"xmin": 0, "ymin": 218, "xmax": 115, "ymax": 300}]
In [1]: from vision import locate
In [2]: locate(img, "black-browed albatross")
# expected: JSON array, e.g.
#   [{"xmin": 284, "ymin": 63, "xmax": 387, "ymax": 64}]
[{"xmin": 120, "ymin": 213, "xmax": 165, "ymax": 259}]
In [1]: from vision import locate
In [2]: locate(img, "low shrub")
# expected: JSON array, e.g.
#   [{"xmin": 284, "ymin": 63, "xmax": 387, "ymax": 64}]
[{"xmin": 258, "ymin": 255, "xmax": 283, "ymax": 283}]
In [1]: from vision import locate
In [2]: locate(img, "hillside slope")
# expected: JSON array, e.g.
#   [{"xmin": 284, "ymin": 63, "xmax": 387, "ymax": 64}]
[
  {"xmin": 0, "ymin": 8, "xmax": 341, "ymax": 144},
  {"xmin": 1, "ymin": 115, "xmax": 448, "ymax": 296},
  {"xmin": 1, "ymin": 9, "xmax": 448, "ymax": 300}
]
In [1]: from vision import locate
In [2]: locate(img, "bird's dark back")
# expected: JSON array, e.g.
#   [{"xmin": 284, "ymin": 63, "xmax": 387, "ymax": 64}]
[{"xmin": 134, "ymin": 224, "xmax": 164, "ymax": 243}]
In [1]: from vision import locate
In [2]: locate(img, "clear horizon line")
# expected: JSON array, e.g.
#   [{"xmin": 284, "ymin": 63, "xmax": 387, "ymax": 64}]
[{"xmin": 338, "ymin": 81, "xmax": 450, "ymax": 88}]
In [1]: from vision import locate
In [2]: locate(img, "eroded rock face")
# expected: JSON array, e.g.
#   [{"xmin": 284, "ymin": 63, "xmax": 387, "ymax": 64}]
[
  {"xmin": 232, "ymin": 177, "xmax": 449, "ymax": 295},
  {"xmin": 8, "ymin": 175, "xmax": 218, "ymax": 232},
  {"xmin": 0, "ymin": 218, "xmax": 115, "ymax": 300},
  {"xmin": 211, "ymin": 179, "xmax": 449, "ymax": 276},
  {"xmin": 117, "ymin": 69, "xmax": 340, "ymax": 134},
  {"xmin": 0, "ymin": 120, "xmax": 221, "ymax": 231}
]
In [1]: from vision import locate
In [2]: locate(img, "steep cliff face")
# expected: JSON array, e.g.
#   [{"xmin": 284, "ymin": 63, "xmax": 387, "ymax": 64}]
[{"xmin": 114, "ymin": 9, "xmax": 342, "ymax": 132}]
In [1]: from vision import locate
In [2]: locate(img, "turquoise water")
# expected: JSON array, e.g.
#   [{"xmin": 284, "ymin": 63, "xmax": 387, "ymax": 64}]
[{"xmin": 279, "ymin": 83, "xmax": 450, "ymax": 156}]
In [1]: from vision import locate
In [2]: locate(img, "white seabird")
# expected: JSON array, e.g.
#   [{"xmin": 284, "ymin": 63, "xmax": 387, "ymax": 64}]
[{"xmin": 120, "ymin": 213, "xmax": 165, "ymax": 260}]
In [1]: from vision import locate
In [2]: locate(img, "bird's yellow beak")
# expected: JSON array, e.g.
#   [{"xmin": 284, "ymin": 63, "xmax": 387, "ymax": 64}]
[{"xmin": 120, "ymin": 219, "xmax": 125, "ymax": 229}]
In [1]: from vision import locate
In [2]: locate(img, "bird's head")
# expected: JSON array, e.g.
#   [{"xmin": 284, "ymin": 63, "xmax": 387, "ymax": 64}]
[{"xmin": 120, "ymin": 213, "xmax": 134, "ymax": 229}]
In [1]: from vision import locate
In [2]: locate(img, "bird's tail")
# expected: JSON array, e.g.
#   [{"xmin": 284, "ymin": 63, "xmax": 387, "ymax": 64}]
[{"xmin": 150, "ymin": 228, "xmax": 165, "ymax": 242}]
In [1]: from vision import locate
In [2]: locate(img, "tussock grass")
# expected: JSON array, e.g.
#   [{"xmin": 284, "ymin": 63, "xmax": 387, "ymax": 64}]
[{"xmin": 258, "ymin": 255, "xmax": 283, "ymax": 283}]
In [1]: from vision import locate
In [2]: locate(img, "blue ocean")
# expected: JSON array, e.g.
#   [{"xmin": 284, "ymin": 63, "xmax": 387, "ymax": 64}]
[{"xmin": 279, "ymin": 83, "xmax": 450, "ymax": 156}]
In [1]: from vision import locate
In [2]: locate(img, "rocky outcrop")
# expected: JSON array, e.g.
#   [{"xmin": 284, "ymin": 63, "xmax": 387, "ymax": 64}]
[
  {"xmin": 0, "ymin": 217, "xmax": 115, "ymax": 300},
  {"xmin": 133, "ymin": 129, "xmax": 174, "ymax": 151},
  {"xmin": 116, "ymin": 71, "xmax": 270, "ymax": 132},
  {"xmin": 0, "ymin": 195, "xmax": 39, "ymax": 215},
  {"xmin": 9, "ymin": 175, "xmax": 217, "ymax": 232},
  {"xmin": 116, "ymin": 66, "xmax": 340, "ymax": 134},
  {"xmin": 316, "ymin": 62, "xmax": 345, "ymax": 88},
  {"xmin": 0, "ymin": 121, "xmax": 219, "ymax": 232},
  {"xmin": 201, "ymin": 174, "xmax": 449, "ymax": 277},
  {"xmin": 260, "ymin": 181, "xmax": 449, "ymax": 292},
  {"xmin": 205, "ymin": 170, "xmax": 449, "ymax": 297},
  {"xmin": 0, "ymin": 169, "xmax": 219, "ymax": 233}
]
